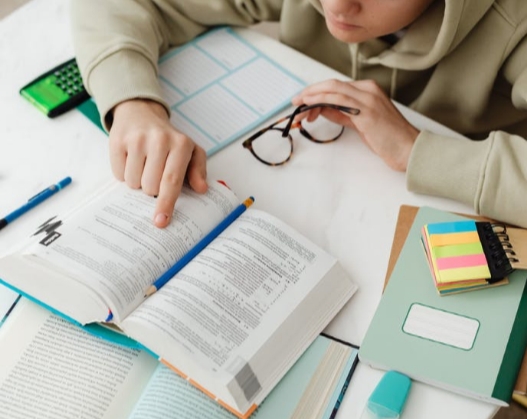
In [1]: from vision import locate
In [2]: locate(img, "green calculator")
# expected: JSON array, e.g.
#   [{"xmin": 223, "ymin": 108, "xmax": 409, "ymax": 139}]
[{"xmin": 20, "ymin": 58, "xmax": 90, "ymax": 118}]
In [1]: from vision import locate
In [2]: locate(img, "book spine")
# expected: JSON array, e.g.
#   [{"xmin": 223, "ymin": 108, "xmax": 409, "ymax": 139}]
[{"xmin": 492, "ymin": 279, "xmax": 527, "ymax": 402}]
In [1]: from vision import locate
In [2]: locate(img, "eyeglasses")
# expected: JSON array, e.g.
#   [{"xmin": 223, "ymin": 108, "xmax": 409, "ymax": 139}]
[{"xmin": 242, "ymin": 103, "xmax": 360, "ymax": 166}]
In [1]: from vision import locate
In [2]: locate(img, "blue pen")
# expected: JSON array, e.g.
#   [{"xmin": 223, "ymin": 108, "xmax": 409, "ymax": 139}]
[
  {"xmin": 0, "ymin": 177, "xmax": 72, "ymax": 231},
  {"xmin": 144, "ymin": 196, "xmax": 255, "ymax": 297}
]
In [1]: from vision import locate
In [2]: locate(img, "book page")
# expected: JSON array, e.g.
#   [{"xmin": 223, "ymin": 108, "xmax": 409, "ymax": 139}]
[
  {"xmin": 20, "ymin": 181, "xmax": 239, "ymax": 322},
  {"xmin": 129, "ymin": 366, "xmax": 235, "ymax": 419},
  {"xmin": 121, "ymin": 209, "xmax": 343, "ymax": 406},
  {"xmin": 0, "ymin": 299, "xmax": 157, "ymax": 419}
]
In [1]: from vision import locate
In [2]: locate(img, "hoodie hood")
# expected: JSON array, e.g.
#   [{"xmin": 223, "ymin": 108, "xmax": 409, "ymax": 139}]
[{"xmin": 310, "ymin": 0, "xmax": 496, "ymax": 70}]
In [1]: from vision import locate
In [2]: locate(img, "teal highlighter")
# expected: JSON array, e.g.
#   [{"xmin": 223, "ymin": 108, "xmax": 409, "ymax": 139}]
[{"xmin": 361, "ymin": 371, "xmax": 412, "ymax": 419}]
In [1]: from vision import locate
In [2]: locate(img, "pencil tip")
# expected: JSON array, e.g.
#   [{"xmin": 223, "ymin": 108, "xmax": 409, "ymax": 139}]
[{"xmin": 144, "ymin": 286, "xmax": 157, "ymax": 298}]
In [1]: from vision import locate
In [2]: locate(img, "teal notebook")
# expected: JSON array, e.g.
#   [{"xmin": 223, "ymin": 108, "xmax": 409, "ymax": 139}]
[
  {"xmin": 359, "ymin": 206, "xmax": 527, "ymax": 406},
  {"xmin": 78, "ymin": 26, "xmax": 306, "ymax": 157}
]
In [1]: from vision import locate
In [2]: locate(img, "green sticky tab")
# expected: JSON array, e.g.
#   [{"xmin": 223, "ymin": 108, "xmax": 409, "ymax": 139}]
[{"xmin": 432, "ymin": 242, "xmax": 483, "ymax": 258}]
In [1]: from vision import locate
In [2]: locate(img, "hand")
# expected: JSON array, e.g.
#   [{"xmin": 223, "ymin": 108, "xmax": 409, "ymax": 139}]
[
  {"xmin": 292, "ymin": 79, "xmax": 419, "ymax": 171},
  {"xmin": 109, "ymin": 99, "xmax": 208, "ymax": 228}
]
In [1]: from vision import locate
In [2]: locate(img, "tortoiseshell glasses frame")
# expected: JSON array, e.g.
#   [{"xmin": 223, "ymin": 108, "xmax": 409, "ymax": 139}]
[{"xmin": 242, "ymin": 103, "xmax": 360, "ymax": 166}]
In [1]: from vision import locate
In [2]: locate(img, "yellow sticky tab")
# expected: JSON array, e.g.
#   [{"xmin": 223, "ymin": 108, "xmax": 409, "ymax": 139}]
[
  {"xmin": 436, "ymin": 265, "xmax": 491, "ymax": 283},
  {"xmin": 429, "ymin": 231, "xmax": 480, "ymax": 247}
]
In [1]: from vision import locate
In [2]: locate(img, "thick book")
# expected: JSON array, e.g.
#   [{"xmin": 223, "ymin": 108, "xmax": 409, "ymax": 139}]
[
  {"xmin": 0, "ymin": 298, "xmax": 359, "ymax": 419},
  {"xmin": 0, "ymin": 179, "xmax": 357, "ymax": 418},
  {"xmin": 359, "ymin": 206, "xmax": 527, "ymax": 406}
]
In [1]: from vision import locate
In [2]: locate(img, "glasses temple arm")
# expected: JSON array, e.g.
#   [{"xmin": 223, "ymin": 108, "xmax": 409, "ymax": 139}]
[
  {"xmin": 282, "ymin": 103, "xmax": 360, "ymax": 137},
  {"xmin": 282, "ymin": 107, "xmax": 306, "ymax": 137}
]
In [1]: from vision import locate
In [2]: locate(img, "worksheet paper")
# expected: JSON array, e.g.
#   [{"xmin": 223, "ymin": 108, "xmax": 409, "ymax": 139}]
[{"xmin": 158, "ymin": 27, "xmax": 305, "ymax": 156}]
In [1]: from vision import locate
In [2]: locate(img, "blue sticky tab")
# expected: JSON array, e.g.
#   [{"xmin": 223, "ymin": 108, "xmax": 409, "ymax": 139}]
[
  {"xmin": 363, "ymin": 371, "xmax": 412, "ymax": 418},
  {"xmin": 426, "ymin": 220, "xmax": 477, "ymax": 235}
]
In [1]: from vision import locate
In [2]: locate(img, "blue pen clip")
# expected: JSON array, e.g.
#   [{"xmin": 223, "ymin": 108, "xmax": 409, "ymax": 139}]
[
  {"xmin": 28, "ymin": 188, "xmax": 50, "ymax": 202},
  {"xmin": 28, "ymin": 177, "xmax": 71, "ymax": 201},
  {"xmin": 361, "ymin": 371, "xmax": 412, "ymax": 419}
]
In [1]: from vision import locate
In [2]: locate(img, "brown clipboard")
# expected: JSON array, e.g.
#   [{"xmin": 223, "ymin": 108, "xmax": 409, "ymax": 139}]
[{"xmin": 383, "ymin": 205, "xmax": 527, "ymax": 395}]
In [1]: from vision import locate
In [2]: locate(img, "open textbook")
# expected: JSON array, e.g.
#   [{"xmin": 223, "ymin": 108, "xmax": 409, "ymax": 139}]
[
  {"xmin": 0, "ymin": 299, "xmax": 359, "ymax": 419},
  {"xmin": 0, "ymin": 180, "xmax": 357, "ymax": 418}
]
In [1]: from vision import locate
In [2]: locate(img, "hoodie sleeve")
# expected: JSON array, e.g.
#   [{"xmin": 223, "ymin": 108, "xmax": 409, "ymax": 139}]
[
  {"xmin": 70, "ymin": 0, "xmax": 282, "ymax": 130},
  {"xmin": 407, "ymin": 31, "xmax": 527, "ymax": 228},
  {"xmin": 407, "ymin": 130, "xmax": 527, "ymax": 228}
]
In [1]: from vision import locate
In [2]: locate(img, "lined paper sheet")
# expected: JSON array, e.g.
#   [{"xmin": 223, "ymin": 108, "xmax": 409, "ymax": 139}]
[
  {"xmin": 221, "ymin": 59, "xmax": 304, "ymax": 115},
  {"xmin": 177, "ymin": 84, "xmax": 260, "ymax": 142},
  {"xmin": 158, "ymin": 27, "xmax": 306, "ymax": 155},
  {"xmin": 159, "ymin": 47, "xmax": 227, "ymax": 95},
  {"xmin": 195, "ymin": 28, "xmax": 258, "ymax": 69}
]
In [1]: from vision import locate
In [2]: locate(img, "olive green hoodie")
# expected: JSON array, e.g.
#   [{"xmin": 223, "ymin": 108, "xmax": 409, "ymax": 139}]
[{"xmin": 71, "ymin": 0, "xmax": 527, "ymax": 227}]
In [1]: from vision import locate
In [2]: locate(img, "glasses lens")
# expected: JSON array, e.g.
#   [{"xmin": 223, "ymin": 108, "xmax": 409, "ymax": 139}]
[
  {"xmin": 251, "ymin": 128, "xmax": 292, "ymax": 165},
  {"xmin": 301, "ymin": 116, "xmax": 344, "ymax": 142}
]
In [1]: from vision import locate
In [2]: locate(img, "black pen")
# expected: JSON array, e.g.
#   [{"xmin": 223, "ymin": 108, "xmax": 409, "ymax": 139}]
[{"xmin": 0, "ymin": 177, "xmax": 72, "ymax": 231}]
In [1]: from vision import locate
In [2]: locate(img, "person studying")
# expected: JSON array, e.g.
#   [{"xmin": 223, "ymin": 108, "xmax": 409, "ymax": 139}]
[
  {"xmin": 70, "ymin": 0, "xmax": 527, "ymax": 229},
  {"xmin": 1, "ymin": 1, "xmax": 525, "ymax": 418}
]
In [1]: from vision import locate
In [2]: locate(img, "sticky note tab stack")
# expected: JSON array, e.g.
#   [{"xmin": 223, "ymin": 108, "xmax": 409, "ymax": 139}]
[{"xmin": 420, "ymin": 220, "xmax": 522, "ymax": 295}]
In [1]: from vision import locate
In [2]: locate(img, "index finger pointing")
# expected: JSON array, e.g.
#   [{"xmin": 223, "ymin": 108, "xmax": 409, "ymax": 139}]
[{"xmin": 153, "ymin": 149, "xmax": 192, "ymax": 228}]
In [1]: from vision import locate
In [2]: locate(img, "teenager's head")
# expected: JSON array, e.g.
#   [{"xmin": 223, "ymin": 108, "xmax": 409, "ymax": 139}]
[{"xmin": 319, "ymin": 0, "xmax": 436, "ymax": 43}]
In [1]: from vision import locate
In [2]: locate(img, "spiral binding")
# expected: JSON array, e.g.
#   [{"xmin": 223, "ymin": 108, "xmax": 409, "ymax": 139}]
[
  {"xmin": 476, "ymin": 222, "xmax": 516, "ymax": 280},
  {"xmin": 491, "ymin": 224, "xmax": 520, "ymax": 263}
]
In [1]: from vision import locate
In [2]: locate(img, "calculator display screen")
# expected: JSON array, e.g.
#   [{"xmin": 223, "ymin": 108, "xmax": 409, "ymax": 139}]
[
  {"xmin": 19, "ymin": 58, "xmax": 89, "ymax": 117},
  {"xmin": 20, "ymin": 76, "xmax": 71, "ymax": 114}
]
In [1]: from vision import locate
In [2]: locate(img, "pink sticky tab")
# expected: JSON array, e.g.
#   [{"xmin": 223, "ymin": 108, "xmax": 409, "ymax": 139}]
[{"xmin": 436, "ymin": 253, "xmax": 488, "ymax": 270}]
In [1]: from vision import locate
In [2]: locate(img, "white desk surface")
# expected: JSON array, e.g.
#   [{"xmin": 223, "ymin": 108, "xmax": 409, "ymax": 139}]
[{"xmin": 0, "ymin": 1, "xmax": 499, "ymax": 418}]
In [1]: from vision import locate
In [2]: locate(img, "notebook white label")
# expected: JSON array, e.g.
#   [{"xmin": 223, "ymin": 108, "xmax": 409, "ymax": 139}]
[{"xmin": 403, "ymin": 303, "xmax": 479, "ymax": 350}]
